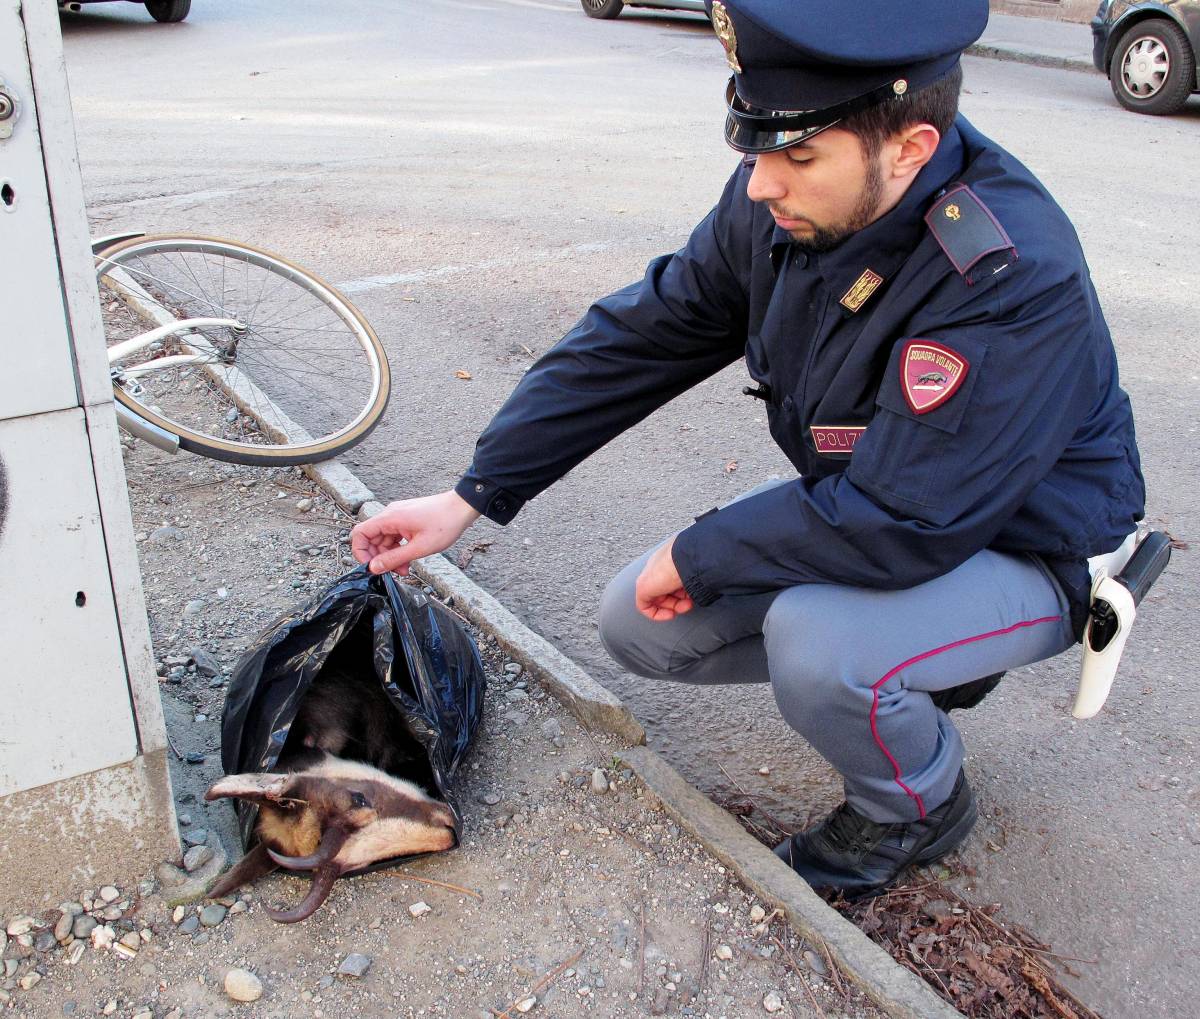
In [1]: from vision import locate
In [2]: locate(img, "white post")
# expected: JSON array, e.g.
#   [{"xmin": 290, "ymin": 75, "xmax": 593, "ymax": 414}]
[{"xmin": 0, "ymin": 0, "xmax": 178, "ymax": 908}]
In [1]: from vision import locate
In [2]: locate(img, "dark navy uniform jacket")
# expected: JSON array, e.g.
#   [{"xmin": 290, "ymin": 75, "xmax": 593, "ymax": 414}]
[{"xmin": 455, "ymin": 116, "xmax": 1145, "ymax": 634}]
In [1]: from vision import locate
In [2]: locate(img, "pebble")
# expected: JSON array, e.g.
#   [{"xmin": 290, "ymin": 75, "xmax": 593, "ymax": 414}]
[
  {"xmin": 504, "ymin": 662, "xmax": 523, "ymax": 676},
  {"xmin": 590, "ymin": 768, "xmax": 609, "ymax": 794},
  {"xmin": 229, "ymin": 900, "xmax": 248, "ymax": 915},
  {"xmin": 102, "ymin": 998, "xmax": 118, "ymax": 1015},
  {"xmin": 91, "ymin": 924, "xmax": 115, "ymax": 950},
  {"xmin": 803, "ymin": 949, "xmax": 829, "ymax": 977},
  {"xmin": 73, "ymin": 915, "xmax": 98, "ymax": 939},
  {"xmin": 503, "ymin": 710, "xmax": 529, "ymax": 726},
  {"xmin": 18, "ymin": 973, "xmax": 41, "ymax": 990},
  {"xmin": 338, "ymin": 953, "xmax": 373, "ymax": 978},
  {"xmin": 150, "ymin": 526, "xmax": 184, "ymax": 542},
  {"xmin": 5, "ymin": 917, "xmax": 34, "ymax": 937},
  {"xmin": 225, "ymin": 407, "xmax": 240, "ymax": 423},
  {"xmin": 763, "ymin": 991, "xmax": 784, "ymax": 1013},
  {"xmin": 54, "ymin": 913, "xmax": 75, "ymax": 942},
  {"xmin": 99, "ymin": 885, "xmax": 121, "ymax": 903},
  {"xmin": 182, "ymin": 827, "xmax": 209, "ymax": 846},
  {"xmin": 132, "ymin": 1009, "xmax": 153, "ymax": 1019},
  {"xmin": 540, "ymin": 718, "xmax": 563, "ymax": 739},
  {"xmin": 35, "ymin": 930, "xmax": 57, "ymax": 952},
  {"xmin": 714, "ymin": 945, "xmax": 733, "ymax": 961},
  {"xmin": 120, "ymin": 931, "xmax": 142, "ymax": 950},
  {"xmin": 183, "ymin": 845, "xmax": 213, "ymax": 872},
  {"xmin": 189, "ymin": 647, "xmax": 222, "ymax": 677},
  {"xmin": 166, "ymin": 667, "xmax": 186, "ymax": 684},
  {"xmin": 514, "ymin": 997, "xmax": 537, "ymax": 1013},
  {"xmin": 224, "ymin": 968, "xmax": 264, "ymax": 1002},
  {"xmin": 758, "ymin": 766, "xmax": 771, "ymax": 775},
  {"xmin": 409, "ymin": 901, "xmax": 432, "ymax": 918},
  {"xmin": 208, "ymin": 676, "xmax": 225, "ymax": 688},
  {"xmin": 177, "ymin": 812, "xmax": 193, "ymax": 826},
  {"xmin": 749, "ymin": 904, "xmax": 766, "ymax": 922},
  {"xmin": 479, "ymin": 792, "xmax": 502, "ymax": 806},
  {"xmin": 60, "ymin": 901, "xmax": 84, "ymax": 917},
  {"xmin": 65, "ymin": 940, "xmax": 86, "ymax": 965},
  {"xmin": 650, "ymin": 987, "xmax": 670, "ymax": 1015},
  {"xmin": 63, "ymin": 1001, "xmax": 78, "ymax": 1015},
  {"xmin": 296, "ymin": 498, "xmax": 314, "ymax": 512},
  {"xmin": 217, "ymin": 587, "xmax": 229, "ymax": 600},
  {"xmin": 200, "ymin": 904, "xmax": 227, "ymax": 927},
  {"xmin": 504, "ymin": 688, "xmax": 529, "ymax": 703},
  {"xmin": 178, "ymin": 915, "xmax": 200, "ymax": 936},
  {"xmin": 183, "ymin": 599, "xmax": 206, "ymax": 617}
]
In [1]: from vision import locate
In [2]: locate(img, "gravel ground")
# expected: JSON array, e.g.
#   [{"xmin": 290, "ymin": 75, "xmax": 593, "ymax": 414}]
[{"xmin": 0, "ymin": 438, "xmax": 887, "ymax": 1019}]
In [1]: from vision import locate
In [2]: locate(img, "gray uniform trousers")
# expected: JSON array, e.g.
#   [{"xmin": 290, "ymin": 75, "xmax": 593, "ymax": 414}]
[{"xmin": 598, "ymin": 482, "xmax": 1078, "ymax": 824}]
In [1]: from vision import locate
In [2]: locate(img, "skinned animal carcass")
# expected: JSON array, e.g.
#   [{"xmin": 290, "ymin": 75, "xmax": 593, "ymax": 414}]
[
  {"xmin": 206, "ymin": 569, "xmax": 485, "ymax": 922},
  {"xmin": 206, "ymin": 748, "xmax": 455, "ymax": 922}
]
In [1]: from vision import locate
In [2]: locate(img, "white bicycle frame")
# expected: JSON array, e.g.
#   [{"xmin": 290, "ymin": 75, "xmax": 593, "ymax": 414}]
[{"xmin": 107, "ymin": 313, "xmax": 244, "ymax": 455}]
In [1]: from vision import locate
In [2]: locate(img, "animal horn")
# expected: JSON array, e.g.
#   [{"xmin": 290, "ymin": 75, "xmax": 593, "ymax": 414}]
[
  {"xmin": 266, "ymin": 825, "xmax": 350, "ymax": 871},
  {"xmin": 262, "ymin": 865, "xmax": 338, "ymax": 924}
]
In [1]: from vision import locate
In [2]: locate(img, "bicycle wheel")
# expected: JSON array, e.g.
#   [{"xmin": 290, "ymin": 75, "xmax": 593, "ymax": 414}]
[{"xmin": 96, "ymin": 234, "xmax": 390, "ymax": 466}]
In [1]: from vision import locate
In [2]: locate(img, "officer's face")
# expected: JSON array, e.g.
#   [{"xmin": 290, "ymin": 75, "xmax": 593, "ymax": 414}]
[{"xmin": 746, "ymin": 128, "xmax": 885, "ymax": 252}]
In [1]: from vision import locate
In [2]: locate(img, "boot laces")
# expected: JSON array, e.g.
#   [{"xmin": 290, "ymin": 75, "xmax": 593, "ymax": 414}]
[{"xmin": 820, "ymin": 801, "xmax": 892, "ymax": 853}]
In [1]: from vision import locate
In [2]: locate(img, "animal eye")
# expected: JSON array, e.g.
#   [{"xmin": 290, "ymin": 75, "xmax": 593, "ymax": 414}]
[{"xmin": 350, "ymin": 792, "xmax": 370, "ymax": 809}]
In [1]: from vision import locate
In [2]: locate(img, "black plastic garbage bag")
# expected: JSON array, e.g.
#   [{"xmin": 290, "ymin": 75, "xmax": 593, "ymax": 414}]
[{"xmin": 219, "ymin": 566, "xmax": 485, "ymax": 854}]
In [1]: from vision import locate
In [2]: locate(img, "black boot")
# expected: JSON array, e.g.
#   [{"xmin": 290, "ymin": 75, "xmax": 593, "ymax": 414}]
[
  {"xmin": 930, "ymin": 672, "xmax": 1004, "ymax": 712},
  {"xmin": 773, "ymin": 770, "xmax": 977, "ymax": 896}
]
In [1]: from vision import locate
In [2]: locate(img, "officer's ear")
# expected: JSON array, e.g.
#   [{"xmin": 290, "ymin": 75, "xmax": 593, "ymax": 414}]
[{"xmin": 883, "ymin": 123, "xmax": 941, "ymax": 182}]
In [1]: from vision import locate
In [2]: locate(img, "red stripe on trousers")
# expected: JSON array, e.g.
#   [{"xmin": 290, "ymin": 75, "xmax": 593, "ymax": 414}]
[{"xmin": 869, "ymin": 615, "xmax": 1061, "ymax": 818}]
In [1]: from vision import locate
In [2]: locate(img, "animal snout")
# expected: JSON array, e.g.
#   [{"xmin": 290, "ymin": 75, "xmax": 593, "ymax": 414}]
[{"xmin": 429, "ymin": 802, "xmax": 457, "ymax": 833}]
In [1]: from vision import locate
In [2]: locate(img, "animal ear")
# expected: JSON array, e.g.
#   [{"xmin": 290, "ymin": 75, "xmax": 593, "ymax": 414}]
[{"xmin": 205, "ymin": 773, "xmax": 291, "ymax": 804}]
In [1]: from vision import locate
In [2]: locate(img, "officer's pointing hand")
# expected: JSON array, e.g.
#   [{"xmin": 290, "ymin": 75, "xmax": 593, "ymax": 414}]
[
  {"xmin": 351, "ymin": 490, "xmax": 481, "ymax": 576},
  {"xmin": 635, "ymin": 537, "xmax": 695, "ymax": 622}
]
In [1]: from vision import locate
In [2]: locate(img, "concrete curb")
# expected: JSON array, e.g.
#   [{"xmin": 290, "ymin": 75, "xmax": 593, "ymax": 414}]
[
  {"xmin": 618, "ymin": 746, "xmax": 965, "ymax": 1019},
  {"xmin": 967, "ymin": 42, "xmax": 1095, "ymax": 74}
]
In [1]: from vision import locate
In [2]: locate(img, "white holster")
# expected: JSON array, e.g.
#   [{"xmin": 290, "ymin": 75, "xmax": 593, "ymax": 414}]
[{"xmin": 1074, "ymin": 530, "xmax": 1141, "ymax": 719}]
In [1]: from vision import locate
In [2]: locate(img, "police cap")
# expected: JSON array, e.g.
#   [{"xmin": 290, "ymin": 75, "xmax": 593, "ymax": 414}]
[{"xmin": 707, "ymin": 0, "xmax": 989, "ymax": 153}]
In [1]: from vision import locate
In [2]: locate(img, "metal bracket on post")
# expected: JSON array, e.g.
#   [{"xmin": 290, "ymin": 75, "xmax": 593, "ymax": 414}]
[{"xmin": 0, "ymin": 75, "xmax": 20, "ymax": 139}]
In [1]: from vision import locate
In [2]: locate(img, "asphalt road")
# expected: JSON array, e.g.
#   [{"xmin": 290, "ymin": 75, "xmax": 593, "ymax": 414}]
[{"xmin": 60, "ymin": 1, "xmax": 1199, "ymax": 1015}]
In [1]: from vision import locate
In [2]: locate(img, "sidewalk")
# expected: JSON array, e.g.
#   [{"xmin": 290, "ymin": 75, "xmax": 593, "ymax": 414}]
[{"xmin": 972, "ymin": 11, "xmax": 1097, "ymax": 72}]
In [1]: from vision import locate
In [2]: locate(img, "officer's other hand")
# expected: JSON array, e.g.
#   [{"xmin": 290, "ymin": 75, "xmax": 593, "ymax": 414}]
[
  {"xmin": 351, "ymin": 490, "xmax": 481, "ymax": 576},
  {"xmin": 635, "ymin": 537, "xmax": 694, "ymax": 622}
]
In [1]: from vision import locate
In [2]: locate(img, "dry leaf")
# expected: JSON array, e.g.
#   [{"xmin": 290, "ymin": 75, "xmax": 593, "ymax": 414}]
[
  {"xmin": 454, "ymin": 370, "xmax": 473, "ymax": 381},
  {"xmin": 724, "ymin": 459, "xmax": 738, "ymax": 474}
]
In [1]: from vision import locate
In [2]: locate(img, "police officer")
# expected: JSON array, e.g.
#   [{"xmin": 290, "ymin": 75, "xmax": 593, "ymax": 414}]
[{"xmin": 351, "ymin": 0, "xmax": 1145, "ymax": 894}]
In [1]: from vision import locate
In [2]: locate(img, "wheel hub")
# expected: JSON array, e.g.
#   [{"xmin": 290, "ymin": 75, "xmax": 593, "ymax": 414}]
[{"xmin": 1122, "ymin": 37, "xmax": 1169, "ymax": 97}]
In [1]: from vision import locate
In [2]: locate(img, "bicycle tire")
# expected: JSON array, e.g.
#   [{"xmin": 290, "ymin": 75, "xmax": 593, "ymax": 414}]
[{"xmin": 96, "ymin": 235, "xmax": 390, "ymax": 466}]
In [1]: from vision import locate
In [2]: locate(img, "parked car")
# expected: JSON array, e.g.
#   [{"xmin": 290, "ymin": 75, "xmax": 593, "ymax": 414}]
[
  {"xmin": 580, "ymin": 0, "xmax": 706, "ymax": 20},
  {"xmin": 1092, "ymin": 0, "xmax": 1199, "ymax": 114},
  {"xmin": 63, "ymin": 0, "xmax": 190, "ymax": 23}
]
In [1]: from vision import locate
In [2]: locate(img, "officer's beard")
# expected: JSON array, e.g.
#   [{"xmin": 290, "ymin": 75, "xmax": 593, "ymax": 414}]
[{"xmin": 777, "ymin": 156, "xmax": 886, "ymax": 254}]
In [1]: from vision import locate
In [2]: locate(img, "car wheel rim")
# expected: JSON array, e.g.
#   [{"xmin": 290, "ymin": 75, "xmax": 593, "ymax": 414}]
[
  {"xmin": 1120, "ymin": 36, "xmax": 1170, "ymax": 98},
  {"xmin": 583, "ymin": 0, "xmax": 605, "ymax": 7}
]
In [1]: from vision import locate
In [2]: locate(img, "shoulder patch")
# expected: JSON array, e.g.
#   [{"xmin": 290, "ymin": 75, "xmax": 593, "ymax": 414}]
[
  {"xmin": 901, "ymin": 339, "xmax": 968, "ymax": 415},
  {"xmin": 925, "ymin": 184, "xmax": 1017, "ymax": 284}
]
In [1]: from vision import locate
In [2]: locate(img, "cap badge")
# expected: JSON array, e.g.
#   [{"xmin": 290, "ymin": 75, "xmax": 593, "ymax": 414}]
[
  {"xmin": 840, "ymin": 268, "xmax": 884, "ymax": 313},
  {"xmin": 944, "ymin": 203, "xmax": 962, "ymax": 221},
  {"xmin": 711, "ymin": 2, "xmax": 742, "ymax": 73},
  {"xmin": 893, "ymin": 79, "xmax": 909, "ymax": 96},
  {"xmin": 900, "ymin": 339, "xmax": 969, "ymax": 415}
]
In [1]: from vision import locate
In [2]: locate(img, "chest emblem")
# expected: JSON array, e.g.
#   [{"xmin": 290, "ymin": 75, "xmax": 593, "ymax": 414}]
[
  {"xmin": 901, "ymin": 339, "xmax": 969, "ymax": 415},
  {"xmin": 840, "ymin": 268, "xmax": 884, "ymax": 313},
  {"xmin": 810, "ymin": 426, "xmax": 866, "ymax": 455},
  {"xmin": 944, "ymin": 203, "xmax": 962, "ymax": 221},
  {"xmin": 710, "ymin": 3, "xmax": 742, "ymax": 73}
]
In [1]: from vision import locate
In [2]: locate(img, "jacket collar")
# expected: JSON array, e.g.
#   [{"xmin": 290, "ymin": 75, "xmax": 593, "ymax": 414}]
[{"xmin": 769, "ymin": 118, "xmax": 967, "ymax": 302}]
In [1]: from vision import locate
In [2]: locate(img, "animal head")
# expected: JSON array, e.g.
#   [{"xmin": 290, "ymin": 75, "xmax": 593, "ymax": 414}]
[{"xmin": 205, "ymin": 754, "xmax": 456, "ymax": 922}]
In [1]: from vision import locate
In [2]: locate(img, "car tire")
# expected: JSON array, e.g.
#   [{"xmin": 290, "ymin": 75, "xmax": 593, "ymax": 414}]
[
  {"xmin": 580, "ymin": 0, "xmax": 624, "ymax": 19},
  {"xmin": 145, "ymin": 0, "xmax": 190, "ymax": 22},
  {"xmin": 1108, "ymin": 18, "xmax": 1196, "ymax": 115}
]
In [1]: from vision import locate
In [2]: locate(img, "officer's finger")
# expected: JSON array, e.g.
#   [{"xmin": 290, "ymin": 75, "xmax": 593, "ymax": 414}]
[{"xmin": 368, "ymin": 544, "xmax": 416, "ymax": 576}]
